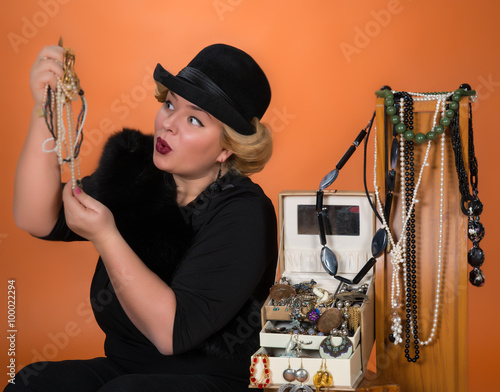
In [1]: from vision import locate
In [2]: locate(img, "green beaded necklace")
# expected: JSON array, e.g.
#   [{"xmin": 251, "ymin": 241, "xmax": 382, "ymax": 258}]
[{"xmin": 375, "ymin": 88, "xmax": 477, "ymax": 143}]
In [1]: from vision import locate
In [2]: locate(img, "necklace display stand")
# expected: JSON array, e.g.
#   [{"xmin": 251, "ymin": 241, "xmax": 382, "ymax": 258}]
[{"xmin": 374, "ymin": 95, "xmax": 469, "ymax": 392}]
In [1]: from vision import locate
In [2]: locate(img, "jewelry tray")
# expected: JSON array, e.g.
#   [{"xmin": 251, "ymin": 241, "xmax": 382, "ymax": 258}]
[
  {"xmin": 260, "ymin": 321, "xmax": 360, "ymax": 350},
  {"xmin": 252, "ymin": 346, "xmax": 363, "ymax": 389},
  {"xmin": 252, "ymin": 190, "xmax": 376, "ymax": 390}
]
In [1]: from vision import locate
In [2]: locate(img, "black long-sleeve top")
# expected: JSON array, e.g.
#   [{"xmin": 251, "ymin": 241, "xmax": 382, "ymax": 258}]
[{"xmin": 40, "ymin": 129, "xmax": 277, "ymax": 382}]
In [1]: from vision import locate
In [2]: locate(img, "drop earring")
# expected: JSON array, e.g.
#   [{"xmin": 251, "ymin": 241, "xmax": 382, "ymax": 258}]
[
  {"xmin": 216, "ymin": 161, "xmax": 222, "ymax": 182},
  {"xmin": 290, "ymin": 359, "xmax": 313, "ymax": 392},
  {"xmin": 278, "ymin": 358, "xmax": 296, "ymax": 392}
]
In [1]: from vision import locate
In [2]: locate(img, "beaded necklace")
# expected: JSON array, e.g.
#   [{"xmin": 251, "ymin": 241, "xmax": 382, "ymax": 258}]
[
  {"xmin": 448, "ymin": 91, "xmax": 485, "ymax": 286},
  {"xmin": 42, "ymin": 39, "xmax": 86, "ymax": 189},
  {"xmin": 375, "ymin": 90, "xmax": 452, "ymax": 362},
  {"xmin": 249, "ymin": 353, "xmax": 272, "ymax": 389},
  {"xmin": 401, "ymin": 96, "xmax": 420, "ymax": 362}
]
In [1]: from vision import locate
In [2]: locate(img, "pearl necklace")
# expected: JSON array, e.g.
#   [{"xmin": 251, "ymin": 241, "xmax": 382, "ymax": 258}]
[
  {"xmin": 375, "ymin": 92, "xmax": 448, "ymax": 360},
  {"xmin": 41, "ymin": 46, "xmax": 86, "ymax": 189}
]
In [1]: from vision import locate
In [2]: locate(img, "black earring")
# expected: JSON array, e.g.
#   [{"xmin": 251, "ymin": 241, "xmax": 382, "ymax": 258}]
[{"xmin": 216, "ymin": 161, "xmax": 222, "ymax": 182}]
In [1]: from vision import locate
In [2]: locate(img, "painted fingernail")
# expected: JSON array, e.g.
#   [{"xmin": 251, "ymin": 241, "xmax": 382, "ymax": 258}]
[{"xmin": 74, "ymin": 187, "xmax": 82, "ymax": 194}]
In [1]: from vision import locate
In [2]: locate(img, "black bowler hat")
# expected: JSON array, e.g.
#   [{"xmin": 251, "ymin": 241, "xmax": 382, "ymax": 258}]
[{"xmin": 153, "ymin": 43, "xmax": 271, "ymax": 135}]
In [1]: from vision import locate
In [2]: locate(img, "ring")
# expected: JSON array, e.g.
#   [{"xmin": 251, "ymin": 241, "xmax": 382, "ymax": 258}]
[{"xmin": 39, "ymin": 56, "xmax": 63, "ymax": 68}]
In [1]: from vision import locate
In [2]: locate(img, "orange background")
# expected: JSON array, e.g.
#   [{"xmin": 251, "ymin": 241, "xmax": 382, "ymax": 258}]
[{"xmin": 0, "ymin": 1, "xmax": 498, "ymax": 390}]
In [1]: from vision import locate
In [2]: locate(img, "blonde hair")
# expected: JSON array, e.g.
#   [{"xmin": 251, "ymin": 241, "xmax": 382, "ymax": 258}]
[{"xmin": 221, "ymin": 118, "xmax": 273, "ymax": 176}]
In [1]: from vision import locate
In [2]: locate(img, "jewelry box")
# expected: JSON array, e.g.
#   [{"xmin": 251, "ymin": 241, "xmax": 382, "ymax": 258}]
[{"xmin": 251, "ymin": 190, "xmax": 376, "ymax": 390}]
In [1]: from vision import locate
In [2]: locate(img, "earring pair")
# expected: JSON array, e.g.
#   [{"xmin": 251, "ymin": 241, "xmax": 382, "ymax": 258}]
[{"xmin": 278, "ymin": 359, "xmax": 313, "ymax": 392}]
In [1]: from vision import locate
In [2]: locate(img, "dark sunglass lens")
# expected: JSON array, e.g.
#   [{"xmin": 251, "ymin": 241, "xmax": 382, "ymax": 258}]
[{"xmin": 321, "ymin": 246, "xmax": 338, "ymax": 276}]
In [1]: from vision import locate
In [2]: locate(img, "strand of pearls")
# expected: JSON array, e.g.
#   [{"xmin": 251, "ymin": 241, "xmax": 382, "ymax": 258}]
[
  {"xmin": 374, "ymin": 130, "xmax": 435, "ymax": 344},
  {"xmin": 374, "ymin": 100, "xmax": 439, "ymax": 346},
  {"xmin": 387, "ymin": 98, "xmax": 407, "ymax": 344},
  {"xmin": 405, "ymin": 92, "xmax": 453, "ymax": 102}
]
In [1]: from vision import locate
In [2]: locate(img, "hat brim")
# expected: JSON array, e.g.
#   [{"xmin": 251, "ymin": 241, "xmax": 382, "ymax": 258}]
[{"xmin": 153, "ymin": 64, "xmax": 255, "ymax": 135}]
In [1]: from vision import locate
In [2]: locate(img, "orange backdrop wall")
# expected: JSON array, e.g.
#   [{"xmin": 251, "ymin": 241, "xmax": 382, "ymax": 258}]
[{"xmin": 0, "ymin": 1, "xmax": 498, "ymax": 390}]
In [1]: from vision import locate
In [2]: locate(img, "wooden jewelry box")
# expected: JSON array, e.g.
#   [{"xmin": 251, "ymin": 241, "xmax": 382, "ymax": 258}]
[{"xmin": 251, "ymin": 190, "xmax": 376, "ymax": 390}]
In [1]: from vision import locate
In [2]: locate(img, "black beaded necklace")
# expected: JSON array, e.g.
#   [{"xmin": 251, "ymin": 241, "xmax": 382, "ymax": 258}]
[
  {"xmin": 448, "ymin": 85, "xmax": 485, "ymax": 286},
  {"xmin": 401, "ymin": 93, "xmax": 420, "ymax": 363}
]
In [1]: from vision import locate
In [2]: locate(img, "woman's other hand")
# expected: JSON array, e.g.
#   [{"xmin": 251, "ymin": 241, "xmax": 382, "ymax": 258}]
[{"xmin": 62, "ymin": 184, "xmax": 119, "ymax": 247}]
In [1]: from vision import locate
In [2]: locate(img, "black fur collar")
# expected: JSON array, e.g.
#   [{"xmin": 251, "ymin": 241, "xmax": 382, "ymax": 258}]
[{"xmin": 82, "ymin": 128, "xmax": 192, "ymax": 283}]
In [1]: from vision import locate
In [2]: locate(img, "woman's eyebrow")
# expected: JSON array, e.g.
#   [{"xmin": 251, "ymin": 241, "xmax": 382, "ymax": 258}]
[{"xmin": 169, "ymin": 91, "xmax": 212, "ymax": 118}]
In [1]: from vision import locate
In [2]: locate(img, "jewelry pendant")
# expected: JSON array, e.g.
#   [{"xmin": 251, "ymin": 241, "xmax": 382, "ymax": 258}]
[
  {"xmin": 320, "ymin": 246, "xmax": 338, "ymax": 276},
  {"xmin": 285, "ymin": 335, "xmax": 298, "ymax": 357},
  {"xmin": 283, "ymin": 362, "xmax": 296, "ymax": 382},
  {"xmin": 313, "ymin": 359, "xmax": 333, "ymax": 392},
  {"xmin": 467, "ymin": 245, "xmax": 485, "ymax": 268},
  {"xmin": 371, "ymin": 228, "xmax": 388, "ymax": 258},
  {"xmin": 290, "ymin": 385, "xmax": 313, "ymax": 392},
  {"xmin": 469, "ymin": 267, "xmax": 485, "ymax": 287},
  {"xmin": 470, "ymin": 197, "xmax": 483, "ymax": 216},
  {"xmin": 319, "ymin": 168, "xmax": 339, "ymax": 190},
  {"xmin": 319, "ymin": 335, "xmax": 353, "ymax": 359},
  {"xmin": 390, "ymin": 137, "xmax": 399, "ymax": 168},
  {"xmin": 468, "ymin": 219, "xmax": 485, "ymax": 242},
  {"xmin": 270, "ymin": 283, "xmax": 296, "ymax": 301},
  {"xmin": 278, "ymin": 384, "xmax": 294, "ymax": 392},
  {"xmin": 316, "ymin": 308, "xmax": 342, "ymax": 334},
  {"xmin": 294, "ymin": 367, "xmax": 309, "ymax": 383}
]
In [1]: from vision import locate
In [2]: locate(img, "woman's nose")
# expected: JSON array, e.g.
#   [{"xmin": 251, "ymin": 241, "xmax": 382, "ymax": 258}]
[{"xmin": 162, "ymin": 112, "xmax": 180, "ymax": 134}]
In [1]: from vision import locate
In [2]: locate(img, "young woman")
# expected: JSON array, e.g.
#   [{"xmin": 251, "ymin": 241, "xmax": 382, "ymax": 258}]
[{"xmin": 7, "ymin": 43, "xmax": 277, "ymax": 392}]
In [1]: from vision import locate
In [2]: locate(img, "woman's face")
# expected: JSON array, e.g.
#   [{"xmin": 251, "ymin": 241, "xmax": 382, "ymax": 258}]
[{"xmin": 153, "ymin": 91, "xmax": 231, "ymax": 179}]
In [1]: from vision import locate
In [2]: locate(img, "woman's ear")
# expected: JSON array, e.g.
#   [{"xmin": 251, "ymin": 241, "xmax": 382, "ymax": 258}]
[{"xmin": 218, "ymin": 149, "xmax": 233, "ymax": 164}]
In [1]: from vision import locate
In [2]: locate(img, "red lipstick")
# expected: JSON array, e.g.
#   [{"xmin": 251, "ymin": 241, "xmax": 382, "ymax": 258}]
[{"xmin": 156, "ymin": 137, "xmax": 172, "ymax": 155}]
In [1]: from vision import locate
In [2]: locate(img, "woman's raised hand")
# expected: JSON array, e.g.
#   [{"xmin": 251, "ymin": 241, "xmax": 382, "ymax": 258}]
[{"xmin": 30, "ymin": 45, "xmax": 65, "ymax": 108}]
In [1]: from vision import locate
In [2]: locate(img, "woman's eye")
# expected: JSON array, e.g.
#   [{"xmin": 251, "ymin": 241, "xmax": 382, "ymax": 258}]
[
  {"xmin": 189, "ymin": 117, "xmax": 204, "ymax": 127},
  {"xmin": 165, "ymin": 101, "xmax": 174, "ymax": 110}
]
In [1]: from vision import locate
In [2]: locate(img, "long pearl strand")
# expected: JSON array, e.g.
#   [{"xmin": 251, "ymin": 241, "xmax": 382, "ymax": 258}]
[
  {"xmin": 374, "ymin": 130, "xmax": 434, "ymax": 345},
  {"xmin": 387, "ymin": 98, "xmax": 407, "ymax": 345},
  {"xmin": 405, "ymin": 99, "xmax": 447, "ymax": 346}
]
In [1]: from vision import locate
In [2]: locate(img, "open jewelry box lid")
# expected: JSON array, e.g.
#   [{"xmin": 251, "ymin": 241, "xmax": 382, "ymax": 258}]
[{"xmin": 277, "ymin": 190, "xmax": 376, "ymax": 287}]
